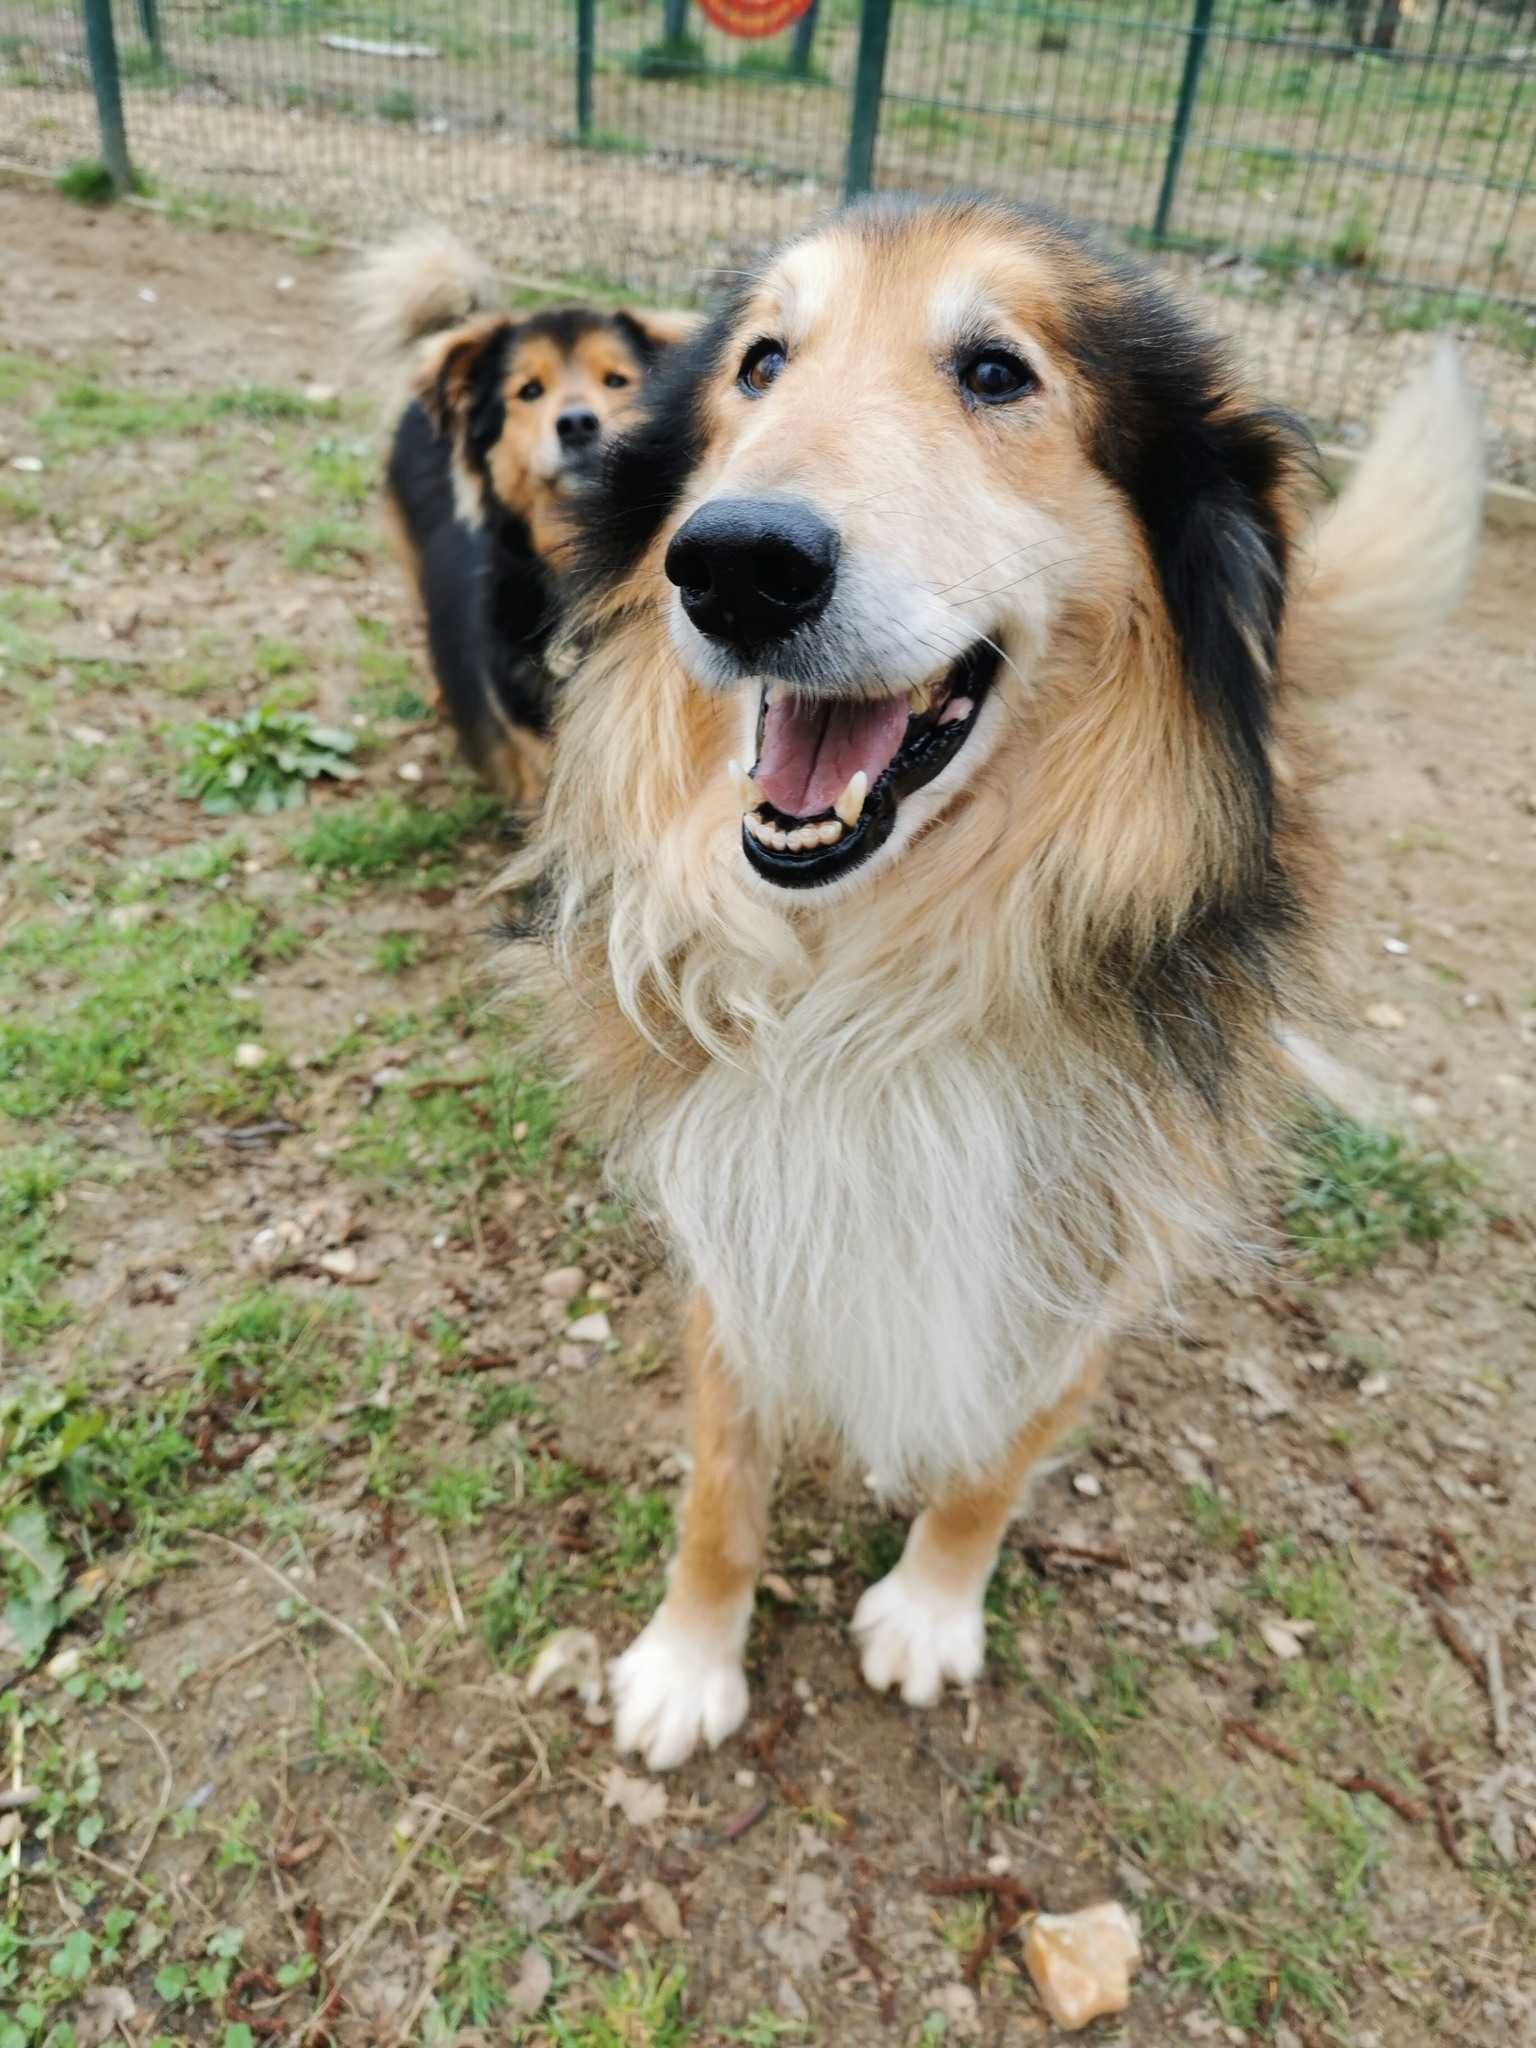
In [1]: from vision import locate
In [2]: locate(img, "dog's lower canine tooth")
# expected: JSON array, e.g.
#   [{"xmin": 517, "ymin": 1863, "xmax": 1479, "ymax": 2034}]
[
  {"xmin": 729, "ymin": 759, "xmax": 764, "ymax": 812},
  {"xmin": 909, "ymin": 679, "xmax": 934, "ymax": 717},
  {"xmin": 939, "ymin": 696, "xmax": 974, "ymax": 725},
  {"xmin": 834, "ymin": 771, "xmax": 867, "ymax": 830}
]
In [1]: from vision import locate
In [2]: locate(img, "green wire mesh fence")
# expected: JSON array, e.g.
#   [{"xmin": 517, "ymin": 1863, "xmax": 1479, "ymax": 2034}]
[{"xmin": 1, "ymin": 0, "xmax": 1532, "ymax": 480}]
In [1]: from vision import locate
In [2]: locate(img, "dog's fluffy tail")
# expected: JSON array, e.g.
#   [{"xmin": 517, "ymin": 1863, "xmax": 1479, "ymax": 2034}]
[
  {"xmin": 1285, "ymin": 341, "xmax": 1484, "ymax": 696},
  {"xmin": 346, "ymin": 227, "xmax": 496, "ymax": 363}
]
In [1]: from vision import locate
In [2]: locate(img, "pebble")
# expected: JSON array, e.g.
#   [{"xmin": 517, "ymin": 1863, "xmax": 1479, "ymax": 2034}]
[
  {"xmin": 232, "ymin": 1041, "xmax": 267, "ymax": 1069},
  {"xmin": 10, "ymin": 455, "xmax": 43, "ymax": 473},
  {"xmin": 540, "ymin": 1266, "xmax": 586, "ymax": 1301},
  {"xmin": 1072, "ymin": 1472, "xmax": 1103, "ymax": 1498},
  {"xmin": 566, "ymin": 1311, "xmax": 612, "ymax": 1345},
  {"xmin": 397, "ymin": 761, "xmax": 424, "ymax": 783},
  {"xmin": 1024, "ymin": 1902, "xmax": 1142, "ymax": 2031},
  {"xmin": 1364, "ymin": 1002, "xmax": 1406, "ymax": 1030}
]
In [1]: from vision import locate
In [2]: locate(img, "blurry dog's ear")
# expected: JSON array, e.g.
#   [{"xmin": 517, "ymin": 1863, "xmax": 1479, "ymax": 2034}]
[
  {"xmin": 612, "ymin": 307, "xmax": 703, "ymax": 362},
  {"xmin": 415, "ymin": 315, "xmax": 514, "ymax": 440}
]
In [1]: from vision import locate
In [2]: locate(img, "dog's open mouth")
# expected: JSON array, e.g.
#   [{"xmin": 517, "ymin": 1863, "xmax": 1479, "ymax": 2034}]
[{"xmin": 735, "ymin": 642, "xmax": 998, "ymax": 888}]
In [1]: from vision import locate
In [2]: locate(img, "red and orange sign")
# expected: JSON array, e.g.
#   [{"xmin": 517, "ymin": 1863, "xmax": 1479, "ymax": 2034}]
[{"xmin": 698, "ymin": 0, "xmax": 813, "ymax": 38}]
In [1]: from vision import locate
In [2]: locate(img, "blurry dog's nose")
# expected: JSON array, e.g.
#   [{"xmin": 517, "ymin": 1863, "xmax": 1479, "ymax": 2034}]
[
  {"xmin": 665, "ymin": 497, "xmax": 839, "ymax": 649},
  {"xmin": 556, "ymin": 407, "xmax": 600, "ymax": 448}
]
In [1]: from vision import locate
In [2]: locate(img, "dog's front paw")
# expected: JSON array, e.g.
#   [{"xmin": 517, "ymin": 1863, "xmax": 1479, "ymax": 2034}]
[
  {"xmin": 853, "ymin": 1567, "xmax": 986, "ymax": 1707},
  {"xmin": 610, "ymin": 1610, "xmax": 750, "ymax": 1772}
]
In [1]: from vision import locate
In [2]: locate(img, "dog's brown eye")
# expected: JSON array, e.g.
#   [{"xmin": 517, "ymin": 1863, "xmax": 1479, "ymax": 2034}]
[
  {"xmin": 738, "ymin": 340, "xmax": 787, "ymax": 397},
  {"xmin": 604, "ymin": 372, "xmax": 629, "ymax": 389},
  {"xmin": 517, "ymin": 380, "xmax": 543, "ymax": 403},
  {"xmin": 961, "ymin": 350, "xmax": 1037, "ymax": 405}
]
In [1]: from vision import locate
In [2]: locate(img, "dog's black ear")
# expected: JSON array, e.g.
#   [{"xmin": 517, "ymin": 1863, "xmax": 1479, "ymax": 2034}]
[
  {"xmin": 611, "ymin": 307, "xmax": 702, "ymax": 365},
  {"xmin": 1135, "ymin": 400, "xmax": 1303, "ymax": 799},
  {"xmin": 415, "ymin": 315, "xmax": 514, "ymax": 442},
  {"xmin": 1081, "ymin": 274, "xmax": 1308, "ymax": 814}
]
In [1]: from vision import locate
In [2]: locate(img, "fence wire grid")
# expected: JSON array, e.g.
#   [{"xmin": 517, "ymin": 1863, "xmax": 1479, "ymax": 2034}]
[{"xmin": 2, "ymin": 0, "xmax": 1533, "ymax": 481}]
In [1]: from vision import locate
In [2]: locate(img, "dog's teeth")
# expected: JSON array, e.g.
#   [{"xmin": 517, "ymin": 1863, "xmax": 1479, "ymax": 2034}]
[
  {"xmin": 817, "ymin": 819, "xmax": 843, "ymax": 846},
  {"xmin": 729, "ymin": 759, "xmax": 764, "ymax": 812},
  {"xmin": 744, "ymin": 811, "xmax": 764, "ymax": 840},
  {"xmin": 940, "ymin": 696, "xmax": 974, "ymax": 725},
  {"xmin": 764, "ymin": 824, "xmax": 787, "ymax": 851},
  {"xmin": 834, "ymin": 771, "xmax": 867, "ymax": 830},
  {"xmin": 909, "ymin": 679, "xmax": 934, "ymax": 717},
  {"xmin": 765, "ymin": 683, "xmax": 787, "ymax": 707}
]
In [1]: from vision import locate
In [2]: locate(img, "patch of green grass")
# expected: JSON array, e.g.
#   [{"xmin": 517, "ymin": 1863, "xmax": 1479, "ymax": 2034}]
[
  {"xmin": 286, "ymin": 517, "xmax": 375, "ymax": 573},
  {"xmin": 551, "ymin": 1957, "xmax": 694, "ymax": 2046},
  {"xmin": 373, "ymin": 931, "xmax": 427, "ymax": 974},
  {"xmin": 0, "ymin": 1146, "xmax": 75, "ymax": 1359},
  {"xmin": 55, "ymin": 159, "xmax": 119, "ymax": 206},
  {"xmin": 193, "ymin": 1287, "xmax": 354, "ymax": 1426},
  {"xmin": 481, "ymin": 1551, "xmax": 576, "ymax": 1670},
  {"xmin": 306, "ymin": 438, "xmax": 374, "ymax": 510},
  {"xmin": 178, "ymin": 703, "xmax": 359, "ymax": 815},
  {"xmin": 1283, "ymin": 1114, "xmax": 1475, "ymax": 1276},
  {"xmin": 1184, "ymin": 1483, "xmax": 1249, "ymax": 1551},
  {"xmin": 893, "ymin": 101, "xmax": 974, "ymax": 142},
  {"xmin": 0, "ymin": 900, "xmax": 286, "ymax": 1128},
  {"xmin": 340, "ymin": 1056, "xmax": 565, "ymax": 1192},
  {"xmin": 628, "ymin": 33, "xmax": 706, "ymax": 81},
  {"xmin": 292, "ymin": 791, "xmax": 501, "ymax": 883},
  {"xmin": 254, "ymin": 639, "xmax": 305, "ymax": 679},
  {"xmin": 375, "ymin": 87, "xmax": 418, "ymax": 122},
  {"xmin": 1329, "ymin": 205, "xmax": 1377, "ymax": 270}
]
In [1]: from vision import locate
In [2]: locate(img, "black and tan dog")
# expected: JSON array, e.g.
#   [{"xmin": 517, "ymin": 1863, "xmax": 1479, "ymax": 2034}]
[{"xmin": 351, "ymin": 231, "xmax": 693, "ymax": 805}]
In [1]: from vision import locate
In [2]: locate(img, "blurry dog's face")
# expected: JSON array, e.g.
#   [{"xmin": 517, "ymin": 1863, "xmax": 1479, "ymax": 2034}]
[
  {"xmin": 419, "ymin": 305, "xmax": 693, "ymax": 557},
  {"xmin": 605, "ymin": 201, "xmax": 1296, "ymax": 900}
]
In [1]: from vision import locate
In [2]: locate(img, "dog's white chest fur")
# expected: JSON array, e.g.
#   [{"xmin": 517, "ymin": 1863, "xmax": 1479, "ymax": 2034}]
[{"xmin": 627, "ymin": 1025, "xmax": 1151, "ymax": 1490}]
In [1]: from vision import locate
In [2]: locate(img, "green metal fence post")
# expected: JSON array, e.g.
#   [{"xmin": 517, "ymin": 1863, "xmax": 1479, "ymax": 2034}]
[
  {"xmin": 1152, "ymin": 0, "xmax": 1215, "ymax": 245},
  {"xmin": 663, "ymin": 0, "xmax": 689, "ymax": 46},
  {"xmin": 790, "ymin": 0, "xmax": 819, "ymax": 79},
  {"xmin": 844, "ymin": 0, "xmax": 894, "ymax": 201},
  {"xmin": 134, "ymin": 0, "xmax": 163, "ymax": 68},
  {"xmin": 575, "ymin": 0, "xmax": 595, "ymax": 141},
  {"xmin": 81, "ymin": 0, "xmax": 133, "ymax": 194}
]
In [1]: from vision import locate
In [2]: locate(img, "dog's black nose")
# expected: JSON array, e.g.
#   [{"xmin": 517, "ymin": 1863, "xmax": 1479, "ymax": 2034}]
[
  {"xmin": 556, "ymin": 407, "xmax": 600, "ymax": 448},
  {"xmin": 665, "ymin": 497, "xmax": 839, "ymax": 648}
]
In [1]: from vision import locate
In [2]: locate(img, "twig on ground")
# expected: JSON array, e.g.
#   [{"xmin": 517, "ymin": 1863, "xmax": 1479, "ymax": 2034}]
[
  {"xmin": 7, "ymin": 1714, "xmax": 25, "ymax": 1914},
  {"xmin": 1486, "ymin": 1632, "xmax": 1511, "ymax": 1755},
  {"xmin": 921, "ymin": 1869, "xmax": 1040, "ymax": 1908},
  {"xmin": 1224, "ymin": 1718, "xmax": 1301, "ymax": 1766},
  {"xmin": 719, "ymin": 1798, "xmax": 770, "ymax": 1842},
  {"xmin": 407, "ymin": 1075, "xmax": 489, "ymax": 1098},
  {"xmin": 202, "ymin": 1625, "xmax": 288, "ymax": 1687},
  {"xmin": 1425, "ymin": 1599, "xmax": 1484, "ymax": 1684},
  {"xmin": 197, "ymin": 1531, "xmax": 397, "ymax": 1689},
  {"xmin": 1332, "ymin": 1774, "xmax": 1425, "ymax": 1824},
  {"xmin": 434, "ymin": 1530, "xmax": 466, "ymax": 1637},
  {"xmin": 117, "ymin": 1707, "xmax": 175, "ymax": 1877},
  {"xmin": 1026, "ymin": 1537, "xmax": 1132, "ymax": 1569}
]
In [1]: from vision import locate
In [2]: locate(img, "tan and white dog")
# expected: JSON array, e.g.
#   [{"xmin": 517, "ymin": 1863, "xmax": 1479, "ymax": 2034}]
[{"xmin": 511, "ymin": 196, "xmax": 1483, "ymax": 1770}]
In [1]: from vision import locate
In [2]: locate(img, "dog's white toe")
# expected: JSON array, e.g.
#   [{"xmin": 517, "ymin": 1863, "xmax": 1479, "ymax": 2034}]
[
  {"xmin": 610, "ymin": 1610, "xmax": 750, "ymax": 1772},
  {"xmin": 853, "ymin": 1567, "xmax": 986, "ymax": 1707}
]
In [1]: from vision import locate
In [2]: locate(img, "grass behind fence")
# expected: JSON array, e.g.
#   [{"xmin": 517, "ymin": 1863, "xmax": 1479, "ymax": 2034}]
[{"xmin": 0, "ymin": 0, "xmax": 1532, "ymax": 476}]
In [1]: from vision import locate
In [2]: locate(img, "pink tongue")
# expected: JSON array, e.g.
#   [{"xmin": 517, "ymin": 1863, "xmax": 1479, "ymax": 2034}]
[{"xmin": 753, "ymin": 694, "xmax": 910, "ymax": 818}]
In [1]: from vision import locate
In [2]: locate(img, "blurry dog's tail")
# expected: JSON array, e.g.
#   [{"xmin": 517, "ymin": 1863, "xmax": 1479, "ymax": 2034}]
[
  {"xmin": 1284, "ymin": 341, "xmax": 1484, "ymax": 697},
  {"xmin": 345, "ymin": 227, "xmax": 496, "ymax": 364}
]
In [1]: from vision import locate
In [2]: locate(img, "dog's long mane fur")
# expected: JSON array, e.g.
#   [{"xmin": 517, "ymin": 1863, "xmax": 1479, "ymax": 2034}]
[{"xmin": 501, "ymin": 198, "xmax": 1474, "ymax": 1489}]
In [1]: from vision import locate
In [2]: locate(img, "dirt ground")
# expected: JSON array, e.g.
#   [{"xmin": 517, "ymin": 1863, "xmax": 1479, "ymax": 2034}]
[{"xmin": 1, "ymin": 183, "xmax": 1534, "ymax": 2048}]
